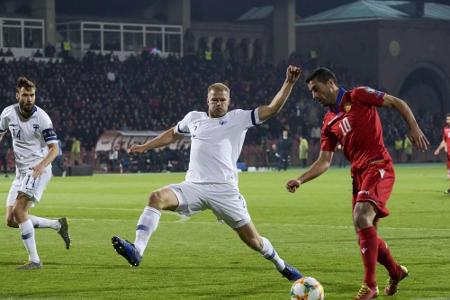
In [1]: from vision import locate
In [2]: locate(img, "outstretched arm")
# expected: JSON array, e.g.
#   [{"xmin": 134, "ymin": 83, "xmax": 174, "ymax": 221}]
[
  {"xmin": 286, "ymin": 150, "xmax": 334, "ymax": 193},
  {"xmin": 257, "ymin": 65, "xmax": 301, "ymax": 122},
  {"xmin": 128, "ymin": 126, "xmax": 182, "ymax": 154},
  {"xmin": 382, "ymin": 94, "xmax": 429, "ymax": 151}
]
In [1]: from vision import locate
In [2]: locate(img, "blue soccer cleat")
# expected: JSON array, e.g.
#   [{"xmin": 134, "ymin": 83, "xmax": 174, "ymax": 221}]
[
  {"xmin": 280, "ymin": 263, "xmax": 303, "ymax": 282},
  {"xmin": 112, "ymin": 236, "xmax": 142, "ymax": 267}
]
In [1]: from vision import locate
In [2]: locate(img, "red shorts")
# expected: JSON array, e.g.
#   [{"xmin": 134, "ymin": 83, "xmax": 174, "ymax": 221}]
[{"xmin": 351, "ymin": 160, "xmax": 395, "ymax": 219}]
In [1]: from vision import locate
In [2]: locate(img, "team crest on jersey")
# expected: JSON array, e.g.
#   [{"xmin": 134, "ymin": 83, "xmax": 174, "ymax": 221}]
[
  {"xmin": 344, "ymin": 102, "xmax": 352, "ymax": 112},
  {"xmin": 33, "ymin": 124, "xmax": 39, "ymax": 132}
]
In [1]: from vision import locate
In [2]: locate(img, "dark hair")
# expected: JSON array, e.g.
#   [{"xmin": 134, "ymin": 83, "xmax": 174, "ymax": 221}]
[
  {"xmin": 16, "ymin": 76, "xmax": 36, "ymax": 92},
  {"xmin": 447, "ymin": 113, "xmax": 450, "ymax": 118},
  {"xmin": 305, "ymin": 67, "xmax": 337, "ymax": 84}
]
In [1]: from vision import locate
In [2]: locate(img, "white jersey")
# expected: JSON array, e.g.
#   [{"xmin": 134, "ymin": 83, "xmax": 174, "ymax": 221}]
[
  {"xmin": 0, "ymin": 104, "xmax": 58, "ymax": 173},
  {"xmin": 175, "ymin": 108, "xmax": 262, "ymax": 186}
]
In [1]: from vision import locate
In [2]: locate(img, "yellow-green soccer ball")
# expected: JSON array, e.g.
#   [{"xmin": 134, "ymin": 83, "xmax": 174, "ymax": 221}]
[{"xmin": 290, "ymin": 276, "xmax": 324, "ymax": 300}]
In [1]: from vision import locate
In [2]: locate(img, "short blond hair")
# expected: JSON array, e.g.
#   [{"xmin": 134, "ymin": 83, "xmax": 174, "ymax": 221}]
[{"xmin": 208, "ymin": 82, "xmax": 230, "ymax": 94}]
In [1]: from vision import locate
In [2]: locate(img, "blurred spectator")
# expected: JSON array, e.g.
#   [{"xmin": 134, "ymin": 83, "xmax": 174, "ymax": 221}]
[
  {"xmin": 61, "ymin": 40, "xmax": 71, "ymax": 58},
  {"xmin": 266, "ymin": 143, "xmax": 280, "ymax": 170},
  {"xmin": 33, "ymin": 49, "xmax": 43, "ymax": 58},
  {"xmin": 109, "ymin": 146, "xmax": 119, "ymax": 172},
  {"xmin": 277, "ymin": 129, "xmax": 291, "ymax": 171},
  {"xmin": 70, "ymin": 137, "xmax": 81, "ymax": 164},
  {"xmin": 5, "ymin": 48, "xmax": 13, "ymax": 57},
  {"xmin": 53, "ymin": 139, "xmax": 66, "ymax": 176},
  {"xmin": 44, "ymin": 43, "xmax": 56, "ymax": 58},
  {"xmin": 403, "ymin": 135, "xmax": 413, "ymax": 163},
  {"xmin": 394, "ymin": 135, "xmax": 403, "ymax": 162},
  {"xmin": 119, "ymin": 147, "xmax": 129, "ymax": 173},
  {"xmin": 0, "ymin": 132, "xmax": 10, "ymax": 177},
  {"xmin": 298, "ymin": 135, "xmax": 309, "ymax": 168}
]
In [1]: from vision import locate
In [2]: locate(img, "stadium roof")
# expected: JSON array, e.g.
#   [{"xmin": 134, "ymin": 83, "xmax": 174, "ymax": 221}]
[
  {"xmin": 296, "ymin": 0, "xmax": 450, "ymax": 26},
  {"xmin": 237, "ymin": 5, "xmax": 273, "ymax": 21}
]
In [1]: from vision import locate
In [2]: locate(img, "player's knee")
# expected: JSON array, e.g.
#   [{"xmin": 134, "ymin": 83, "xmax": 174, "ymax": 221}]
[
  {"xmin": 11, "ymin": 206, "xmax": 24, "ymax": 222},
  {"xmin": 6, "ymin": 218, "xmax": 18, "ymax": 228},
  {"xmin": 353, "ymin": 211, "xmax": 371, "ymax": 229},
  {"xmin": 148, "ymin": 191, "xmax": 164, "ymax": 208}
]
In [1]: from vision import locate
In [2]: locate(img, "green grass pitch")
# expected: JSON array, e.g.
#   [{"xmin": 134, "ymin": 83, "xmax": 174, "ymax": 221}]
[{"xmin": 1, "ymin": 164, "xmax": 449, "ymax": 299}]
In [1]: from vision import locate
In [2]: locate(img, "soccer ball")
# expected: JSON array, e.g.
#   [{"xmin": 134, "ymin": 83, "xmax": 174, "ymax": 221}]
[{"xmin": 290, "ymin": 276, "xmax": 324, "ymax": 300}]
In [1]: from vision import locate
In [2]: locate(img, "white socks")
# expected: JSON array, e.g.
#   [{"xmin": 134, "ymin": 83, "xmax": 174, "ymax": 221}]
[
  {"xmin": 29, "ymin": 215, "xmax": 61, "ymax": 231},
  {"xmin": 19, "ymin": 219, "xmax": 40, "ymax": 263},
  {"xmin": 260, "ymin": 237, "xmax": 286, "ymax": 271},
  {"xmin": 134, "ymin": 206, "xmax": 161, "ymax": 256}
]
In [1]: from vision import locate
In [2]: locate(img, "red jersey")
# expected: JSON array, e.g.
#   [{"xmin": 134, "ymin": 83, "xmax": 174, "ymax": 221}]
[
  {"xmin": 320, "ymin": 87, "xmax": 391, "ymax": 171},
  {"xmin": 443, "ymin": 125, "xmax": 450, "ymax": 148}
]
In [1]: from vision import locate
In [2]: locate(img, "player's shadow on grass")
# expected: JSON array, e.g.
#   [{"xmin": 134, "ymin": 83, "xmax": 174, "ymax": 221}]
[{"xmin": 0, "ymin": 261, "xmax": 22, "ymax": 266}]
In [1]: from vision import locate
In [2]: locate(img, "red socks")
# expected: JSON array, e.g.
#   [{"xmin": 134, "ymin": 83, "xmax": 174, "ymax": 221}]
[
  {"xmin": 358, "ymin": 226, "xmax": 378, "ymax": 288},
  {"xmin": 377, "ymin": 237, "xmax": 400, "ymax": 279}
]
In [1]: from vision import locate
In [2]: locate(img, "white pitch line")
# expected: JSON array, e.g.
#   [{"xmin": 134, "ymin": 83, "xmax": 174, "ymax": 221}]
[{"xmin": 66, "ymin": 215, "xmax": 450, "ymax": 232}]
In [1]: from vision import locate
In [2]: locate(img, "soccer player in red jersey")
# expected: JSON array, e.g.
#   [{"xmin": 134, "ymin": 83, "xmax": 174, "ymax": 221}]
[
  {"xmin": 286, "ymin": 68, "xmax": 429, "ymax": 300},
  {"xmin": 433, "ymin": 113, "xmax": 450, "ymax": 192}
]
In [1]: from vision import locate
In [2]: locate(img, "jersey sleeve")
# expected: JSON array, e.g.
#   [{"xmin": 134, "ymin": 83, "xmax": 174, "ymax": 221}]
[
  {"xmin": 0, "ymin": 109, "xmax": 8, "ymax": 133},
  {"xmin": 351, "ymin": 86, "xmax": 385, "ymax": 107},
  {"xmin": 174, "ymin": 112, "xmax": 193, "ymax": 136},
  {"xmin": 233, "ymin": 108, "xmax": 262, "ymax": 129},
  {"xmin": 40, "ymin": 112, "xmax": 58, "ymax": 144},
  {"xmin": 320, "ymin": 119, "xmax": 338, "ymax": 152}
]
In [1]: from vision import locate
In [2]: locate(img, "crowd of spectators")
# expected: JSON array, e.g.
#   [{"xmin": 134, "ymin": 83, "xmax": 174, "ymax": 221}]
[{"xmin": 0, "ymin": 49, "xmax": 444, "ymax": 171}]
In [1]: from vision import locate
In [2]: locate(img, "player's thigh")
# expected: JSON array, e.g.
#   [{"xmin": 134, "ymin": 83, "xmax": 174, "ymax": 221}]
[
  {"xmin": 357, "ymin": 161, "xmax": 395, "ymax": 218},
  {"xmin": 6, "ymin": 171, "xmax": 21, "ymax": 207},
  {"xmin": 19, "ymin": 167, "xmax": 53, "ymax": 202},
  {"xmin": 206, "ymin": 184, "xmax": 251, "ymax": 229},
  {"xmin": 168, "ymin": 182, "xmax": 208, "ymax": 216}
]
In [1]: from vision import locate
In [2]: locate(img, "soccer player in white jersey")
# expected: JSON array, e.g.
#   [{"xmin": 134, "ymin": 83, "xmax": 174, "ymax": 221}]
[
  {"xmin": 112, "ymin": 65, "xmax": 303, "ymax": 281},
  {"xmin": 0, "ymin": 76, "xmax": 71, "ymax": 270}
]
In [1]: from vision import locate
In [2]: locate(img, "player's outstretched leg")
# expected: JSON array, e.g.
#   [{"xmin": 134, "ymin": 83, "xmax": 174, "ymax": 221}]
[
  {"xmin": 112, "ymin": 236, "xmax": 142, "ymax": 267},
  {"xmin": 259, "ymin": 236, "xmax": 302, "ymax": 281},
  {"xmin": 57, "ymin": 217, "xmax": 71, "ymax": 249},
  {"xmin": 236, "ymin": 222, "xmax": 303, "ymax": 282}
]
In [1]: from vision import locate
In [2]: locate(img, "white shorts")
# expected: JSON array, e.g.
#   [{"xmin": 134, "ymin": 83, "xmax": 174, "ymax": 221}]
[
  {"xmin": 168, "ymin": 181, "xmax": 251, "ymax": 229},
  {"xmin": 6, "ymin": 167, "xmax": 53, "ymax": 207}
]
